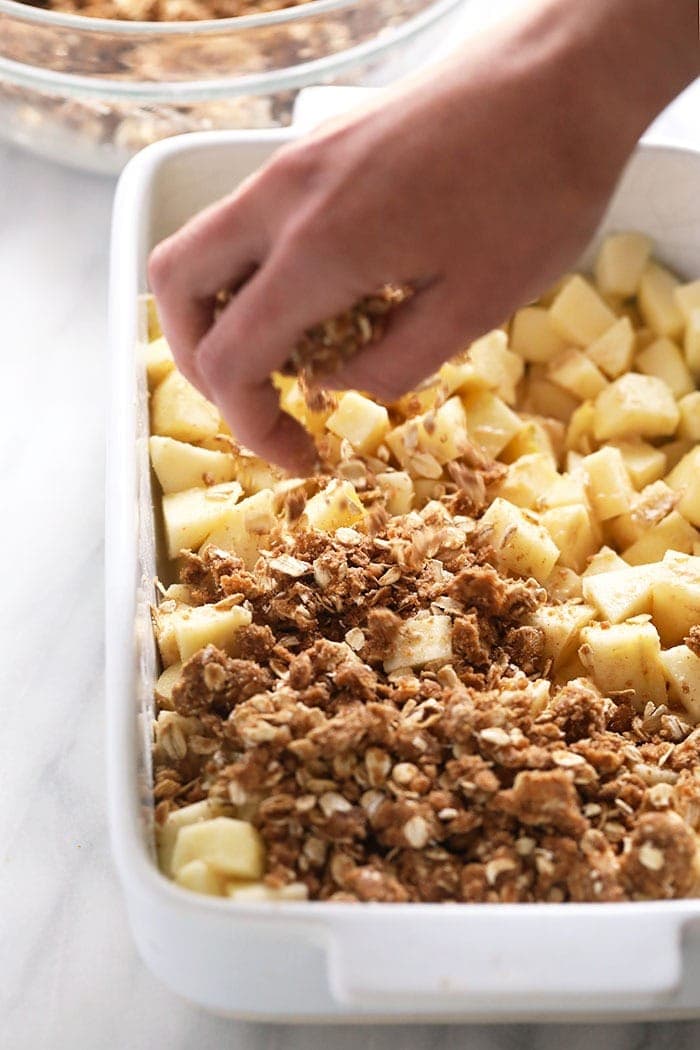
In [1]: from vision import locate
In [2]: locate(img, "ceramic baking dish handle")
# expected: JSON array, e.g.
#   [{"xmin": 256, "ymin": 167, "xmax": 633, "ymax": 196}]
[{"xmin": 327, "ymin": 909, "xmax": 687, "ymax": 1007}]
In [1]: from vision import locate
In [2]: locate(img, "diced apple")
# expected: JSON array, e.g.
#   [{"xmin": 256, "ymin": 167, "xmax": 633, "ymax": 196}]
[
  {"xmin": 565, "ymin": 400, "xmax": 596, "ymax": 455},
  {"xmin": 638, "ymin": 263, "xmax": 684, "ymax": 338},
  {"xmin": 594, "ymin": 232, "xmax": 652, "ymax": 297},
  {"xmin": 593, "ymin": 373, "xmax": 679, "ymax": 441},
  {"xmin": 326, "ymin": 391, "xmax": 389, "ymax": 454},
  {"xmin": 203, "ymin": 489, "xmax": 277, "ymax": 569},
  {"xmin": 463, "ymin": 390, "xmax": 524, "ymax": 458},
  {"xmin": 303, "ymin": 479, "xmax": 366, "ymax": 532},
  {"xmin": 578, "ymin": 620, "xmax": 667, "ymax": 709},
  {"xmin": 510, "ymin": 306, "xmax": 568, "ymax": 363},
  {"xmin": 150, "ymin": 370, "xmax": 221, "ymax": 444},
  {"xmin": 635, "ymin": 337, "xmax": 695, "ymax": 398},
  {"xmin": 150, "ymin": 436, "xmax": 238, "ymax": 494},
  {"xmin": 174, "ymin": 859, "xmax": 226, "ymax": 896},
  {"xmin": 581, "ymin": 446, "xmax": 634, "ymax": 522},
  {"xmin": 154, "ymin": 661, "xmax": 183, "ymax": 710},
  {"xmin": 162, "ymin": 481, "xmax": 243, "ymax": 559},
  {"xmin": 234, "ymin": 452, "xmax": 283, "ymax": 494},
  {"xmin": 609, "ymin": 440, "xmax": 666, "ymax": 489},
  {"xmin": 467, "ymin": 329, "xmax": 524, "ymax": 404},
  {"xmin": 659, "ymin": 645, "xmax": 700, "ymax": 722},
  {"xmin": 548, "ymin": 349, "xmax": 608, "ymax": 400},
  {"xmin": 157, "ymin": 799, "xmax": 226, "ymax": 877},
  {"xmin": 549, "ymin": 275, "xmax": 617, "ymax": 346},
  {"xmin": 144, "ymin": 294, "xmax": 163, "ymax": 341},
  {"xmin": 494, "ymin": 453, "xmax": 559, "ymax": 509},
  {"xmin": 535, "ymin": 470, "xmax": 589, "ymax": 511},
  {"xmin": 480, "ymin": 498, "xmax": 560, "ymax": 583},
  {"xmin": 622, "ymin": 511, "xmax": 699, "ymax": 565},
  {"xmin": 583, "ymin": 546, "xmax": 628, "ymax": 576},
  {"xmin": 521, "ymin": 377, "xmax": 580, "ymax": 423},
  {"xmin": 542, "ymin": 565, "xmax": 583, "ymax": 601},
  {"xmin": 684, "ymin": 308, "xmax": 700, "ymax": 376},
  {"xmin": 581, "ymin": 562, "xmax": 664, "ymax": 623},
  {"xmin": 526, "ymin": 602, "xmax": 596, "ymax": 671},
  {"xmin": 171, "ymin": 817, "xmax": 265, "ymax": 880},
  {"xmin": 605, "ymin": 480, "xmax": 679, "ymax": 550},
  {"xmin": 540, "ymin": 503, "xmax": 600, "ymax": 573},
  {"xmin": 674, "ymin": 278, "xmax": 700, "ymax": 322},
  {"xmin": 420, "ymin": 396, "xmax": 470, "ymax": 464},
  {"xmin": 585, "ymin": 316, "xmax": 635, "ymax": 379},
  {"xmin": 375, "ymin": 471, "xmax": 414, "ymax": 516},
  {"xmin": 666, "ymin": 446, "xmax": 700, "ymax": 527},
  {"xmin": 143, "ymin": 335, "xmax": 174, "ymax": 391},
  {"xmin": 660, "ymin": 438, "xmax": 695, "ymax": 472},
  {"xmin": 173, "ymin": 603, "xmax": 252, "ymax": 662},
  {"xmin": 676, "ymin": 392, "xmax": 700, "ymax": 441},
  {"xmin": 652, "ymin": 551, "xmax": 700, "ymax": 646},
  {"xmin": 384, "ymin": 614, "xmax": 453, "ymax": 673},
  {"xmin": 279, "ymin": 378, "xmax": 333, "ymax": 437},
  {"xmin": 499, "ymin": 417, "xmax": 558, "ymax": 465}
]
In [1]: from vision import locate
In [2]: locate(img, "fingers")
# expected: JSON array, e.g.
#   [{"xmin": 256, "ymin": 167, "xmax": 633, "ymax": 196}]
[
  {"xmin": 322, "ymin": 282, "xmax": 470, "ymax": 403},
  {"xmin": 147, "ymin": 189, "xmax": 269, "ymax": 394},
  {"xmin": 194, "ymin": 250, "xmax": 365, "ymax": 470}
]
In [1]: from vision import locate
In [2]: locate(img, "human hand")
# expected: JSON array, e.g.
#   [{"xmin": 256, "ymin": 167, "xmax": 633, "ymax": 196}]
[{"xmin": 149, "ymin": 0, "xmax": 699, "ymax": 473}]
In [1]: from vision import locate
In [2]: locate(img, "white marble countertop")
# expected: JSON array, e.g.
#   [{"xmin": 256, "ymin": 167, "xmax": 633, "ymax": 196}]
[{"xmin": 3, "ymin": 3, "xmax": 700, "ymax": 1045}]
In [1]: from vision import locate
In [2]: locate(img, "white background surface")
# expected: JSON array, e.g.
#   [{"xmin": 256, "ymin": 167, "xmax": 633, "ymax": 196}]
[{"xmin": 2, "ymin": 0, "xmax": 700, "ymax": 1045}]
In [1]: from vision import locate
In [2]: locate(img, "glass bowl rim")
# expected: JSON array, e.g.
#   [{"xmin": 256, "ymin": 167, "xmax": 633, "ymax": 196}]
[{"xmin": 0, "ymin": 0, "xmax": 464, "ymax": 101}]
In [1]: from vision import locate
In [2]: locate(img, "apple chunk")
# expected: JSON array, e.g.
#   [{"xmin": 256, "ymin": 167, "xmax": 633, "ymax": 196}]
[
  {"xmin": 578, "ymin": 620, "xmax": 667, "ymax": 709},
  {"xmin": 150, "ymin": 436, "xmax": 237, "ymax": 494}
]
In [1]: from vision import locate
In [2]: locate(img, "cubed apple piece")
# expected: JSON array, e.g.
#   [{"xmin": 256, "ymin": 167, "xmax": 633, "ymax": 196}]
[
  {"xmin": 437, "ymin": 360, "xmax": 483, "ymax": 400},
  {"xmin": 234, "ymin": 452, "xmax": 283, "ymax": 494},
  {"xmin": 153, "ymin": 604, "xmax": 181, "ymax": 667},
  {"xmin": 666, "ymin": 446, "xmax": 700, "ymax": 527},
  {"xmin": 150, "ymin": 370, "xmax": 221, "ymax": 444},
  {"xmin": 521, "ymin": 377, "xmax": 580, "ymax": 423},
  {"xmin": 594, "ymin": 232, "xmax": 652, "ymax": 297},
  {"xmin": 419, "ymin": 396, "xmax": 469, "ymax": 464},
  {"xmin": 684, "ymin": 308, "xmax": 700, "ymax": 377},
  {"xmin": 143, "ymin": 335, "xmax": 174, "ymax": 390},
  {"xmin": 383, "ymin": 614, "xmax": 453, "ymax": 673},
  {"xmin": 609, "ymin": 440, "xmax": 666, "ymax": 489},
  {"xmin": 548, "ymin": 275, "xmax": 617, "ymax": 346},
  {"xmin": 635, "ymin": 337, "xmax": 695, "ymax": 398},
  {"xmin": 585, "ymin": 316, "xmax": 635, "ymax": 379},
  {"xmin": 548, "ymin": 349, "xmax": 608, "ymax": 400},
  {"xmin": 623, "ymin": 511, "xmax": 699, "ymax": 565},
  {"xmin": 173, "ymin": 603, "xmax": 252, "ymax": 662},
  {"xmin": 375, "ymin": 471, "xmax": 414, "ymax": 515},
  {"xmin": 660, "ymin": 439, "xmax": 695, "ymax": 473},
  {"xmin": 499, "ymin": 418, "xmax": 558, "ymax": 465},
  {"xmin": 162, "ymin": 481, "xmax": 243, "ymax": 559},
  {"xmin": 150, "ymin": 436, "xmax": 238, "ymax": 494},
  {"xmin": 480, "ymin": 498, "xmax": 560, "ymax": 583},
  {"xmin": 593, "ymin": 373, "xmax": 679, "ymax": 442},
  {"xmin": 494, "ymin": 453, "xmax": 559, "ymax": 509},
  {"xmin": 467, "ymin": 329, "xmax": 524, "ymax": 404},
  {"xmin": 652, "ymin": 552, "xmax": 700, "ymax": 646},
  {"xmin": 540, "ymin": 503, "xmax": 600, "ymax": 573},
  {"xmin": 510, "ymin": 306, "xmax": 569, "ymax": 363},
  {"xmin": 605, "ymin": 480, "xmax": 679, "ymax": 550},
  {"xmin": 581, "ymin": 446, "xmax": 634, "ymax": 521},
  {"xmin": 676, "ymin": 392, "xmax": 700, "ymax": 441},
  {"xmin": 203, "ymin": 489, "xmax": 277, "ymax": 569},
  {"xmin": 583, "ymin": 546, "xmax": 628, "ymax": 576},
  {"xmin": 154, "ymin": 662, "xmax": 183, "ymax": 710},
  {"xmin": 535, "ymin": 470, "xmax": 589, "ymax": 511},
  {"xmin": 542, "ymin": 565, "xmax": 582, "ymax": 602},
  {"xmin": 659, "ymin": 645, "xmax": 700, "ymax": 721},
  {"xmin": 303, "ymin": 479, "xmax": 365, "ymax": 532},
  {"xmin": 578, "ymin": 620, "xmax": 668, "ymax": 709},
  {"xmin": 674, "ymin": 278, "xmax": 700, "ymax": 322},
  {"xmin": 279, "ymin": 378, "xmax": 333, "ymax": 437},
  {"xmin": 326, "ymin": 391, "xmax": 389, "ymax": 454},
  {"xmin": 226, "ymin": 881, "xmax": 309, "ymax": 902},
  {"xmin": 463, "ymin": 390, "xmax": 523, "ymax": 458},
  {"xmin": 526, "ymin": 602, "xmax": 596, "ymax": 671},
  {"xmin": 565, "ymin": 400, "xmax": 596, "ymax": 455},
  {"xmin": 174, "ymin": 859, "xmax": 226, "ymax": 896},
  {"xmin": 581, "ymin": 562, "xmax": 664, "ymax": 623},
  {"xmin": 638, "ymin": 263, "xmax": 684, "ymax": 338},
  {"xmin": 144, "ymin": 294, "xmax": 163, "ymax": 341},
  {"xmin": 171, "ymin": 817, "xmax": 265, "ymax": 880},
  {"xmin": 157, "ymin": 800, "xmax": 226, "ymax": 876}
]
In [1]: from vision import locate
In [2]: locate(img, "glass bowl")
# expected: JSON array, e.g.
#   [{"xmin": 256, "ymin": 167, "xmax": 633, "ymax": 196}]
[{"xmin": 0, "ymin": 0, "xmax": 467, "ymax": 174}]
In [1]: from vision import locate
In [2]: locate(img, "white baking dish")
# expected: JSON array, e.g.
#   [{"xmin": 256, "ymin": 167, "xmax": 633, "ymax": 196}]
[{"xmin": 107, "ymin": 124, "xmax": 700, "ymax": 1021}]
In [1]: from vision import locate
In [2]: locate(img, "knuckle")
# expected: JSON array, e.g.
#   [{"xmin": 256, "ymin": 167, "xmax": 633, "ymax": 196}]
[{"xmin": 147, "ymin": 238, "xmax": 179, "ymax": 292}]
